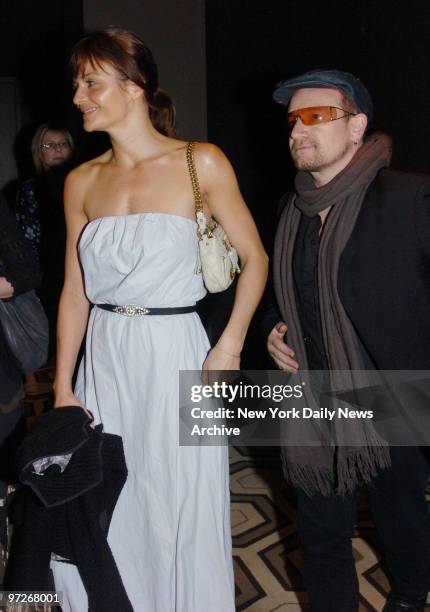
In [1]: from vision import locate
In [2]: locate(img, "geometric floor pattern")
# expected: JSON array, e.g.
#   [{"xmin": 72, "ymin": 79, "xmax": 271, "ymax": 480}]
[
  {"xmin": 23, "ymin": 367, "xmax": 430, "ymax": 611},
  {"xmin": 231, "ymin": 446, "xmax": 430, "ymax": 612}
]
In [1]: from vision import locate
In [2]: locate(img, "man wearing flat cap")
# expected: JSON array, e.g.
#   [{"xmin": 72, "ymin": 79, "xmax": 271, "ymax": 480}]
[{"xmin": 266, "ymin": 69, "xmax": 430, "ymax": 611}]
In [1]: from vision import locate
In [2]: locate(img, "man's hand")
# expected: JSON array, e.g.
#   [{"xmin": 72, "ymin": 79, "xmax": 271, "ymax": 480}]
[{"xmin": 267, "ymin": 322, "xmax": 299, "ymax": 373}]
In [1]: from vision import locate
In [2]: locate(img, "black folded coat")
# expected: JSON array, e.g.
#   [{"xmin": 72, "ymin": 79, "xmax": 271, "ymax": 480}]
[{"xmin": 7, "ymin": 406, "xmax": 133, "ymax": 612}]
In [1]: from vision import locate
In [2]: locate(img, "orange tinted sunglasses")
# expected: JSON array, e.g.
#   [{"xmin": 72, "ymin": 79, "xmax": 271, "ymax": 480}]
[{"xmin": 287, "ymin": 106, "xmax": 356, "ymax": 132}]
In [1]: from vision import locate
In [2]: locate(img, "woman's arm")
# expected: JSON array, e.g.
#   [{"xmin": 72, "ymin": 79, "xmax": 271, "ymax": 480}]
[
  {"xmin": 196, "ymin": 144, "xmax": 269, "ymax": 369},
  {"xmin": 0, "ymin": 193, "xmax": 42, "ymax": 298},
  {"xmin": 53, "ymin": 169, "xmax": 90, "ymax": 408}
]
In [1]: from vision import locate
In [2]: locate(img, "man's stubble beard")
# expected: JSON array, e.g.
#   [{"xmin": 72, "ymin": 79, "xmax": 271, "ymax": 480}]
[{"xmin": 291, "ymin": 140, "xmax": 353, "ymax": 173}]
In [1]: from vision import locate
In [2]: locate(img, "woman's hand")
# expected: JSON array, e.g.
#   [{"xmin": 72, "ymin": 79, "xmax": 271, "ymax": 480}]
[
  {"xmin": 203, "ymin": 345, "xmax": 240, "ymax": 371},
  {"xmin": 201, "ymin": 345, "xmax": 240, "ymax": 385},
  {"xmin": 0, "ymin": 277, "xmax": 14, "ymax": 299},
  {"xmin": 54, "ymin": 389, "xmax": 94, "ymax": 422}
]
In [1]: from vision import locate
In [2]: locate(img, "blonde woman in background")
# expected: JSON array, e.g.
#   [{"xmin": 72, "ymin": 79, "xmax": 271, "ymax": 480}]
[{"xmin": 16, "ymin": 123, "xmax": 74, "ymax": 365}]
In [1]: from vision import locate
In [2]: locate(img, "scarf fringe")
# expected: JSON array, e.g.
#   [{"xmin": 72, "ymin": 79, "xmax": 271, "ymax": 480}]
[
  {"xmin": 282, "ymin": 442, "xmax": 391, "ymax": 497},
  {"xmin": 281, "ymin": 448, "xmax": 334, "ymax": 497},
  {"xmin": 336, "ymin": 443, "xmax": 391, "ymax": 496}
]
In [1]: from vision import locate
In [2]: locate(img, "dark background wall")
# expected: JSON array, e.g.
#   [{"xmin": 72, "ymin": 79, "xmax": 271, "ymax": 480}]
[
  {"xmin": 2, "ymin": 0, "xmax": 429, "ymax": 200},
  {"xmin": 0, "ymin": 0, "xmax": 207, "ymax": 186},
  {"xmin": 206, "ymin": 0, "xmax": 430, "ymax": 245},
  {"xmin": 83, "ymin": 0, "xmax": 207, "ymax": 141},
  {"xmin": 0, "ymin": 0, "xmax": 82, "ymax": 121},
  {"xmin": 0, "ymin": 0, "xmax": 83, "ymax": 186}
]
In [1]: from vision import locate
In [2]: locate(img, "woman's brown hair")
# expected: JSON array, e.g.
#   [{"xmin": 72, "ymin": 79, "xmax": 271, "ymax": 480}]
[{"xmin": 70, "ymin": 27, "xmax": 176, "ymax": 136}]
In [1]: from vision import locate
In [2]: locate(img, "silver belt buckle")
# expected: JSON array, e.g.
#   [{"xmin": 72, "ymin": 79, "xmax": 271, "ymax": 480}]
[{"xmin": 113, "ymin": 304, "xmax": 150, "ymax": 316}]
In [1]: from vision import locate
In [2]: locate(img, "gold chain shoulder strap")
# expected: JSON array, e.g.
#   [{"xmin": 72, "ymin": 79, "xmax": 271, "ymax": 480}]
[{"xmin": 186, "ymin": 142, "xmax": 204, "ymax": 214}]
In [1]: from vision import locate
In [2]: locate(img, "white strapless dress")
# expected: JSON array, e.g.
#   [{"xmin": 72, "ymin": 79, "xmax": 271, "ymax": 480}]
[{"xmin": 50, "ymin": 213, "xmax": 235, "ymax": 612}]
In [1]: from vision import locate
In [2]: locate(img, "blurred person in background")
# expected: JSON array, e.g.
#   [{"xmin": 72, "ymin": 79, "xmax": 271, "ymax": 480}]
[
  {"xmin": 16, "ymin": 123, "xmax": 74, "ymax": 364},
  {"xmin": 0, "ymin": 192, "xmax": 42, "ymax": 583}
]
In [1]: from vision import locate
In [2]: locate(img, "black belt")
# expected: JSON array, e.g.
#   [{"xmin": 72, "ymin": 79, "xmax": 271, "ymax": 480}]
[{"xmin": 96, "ymin": 303, "xmax": 196, "ymax": 317}]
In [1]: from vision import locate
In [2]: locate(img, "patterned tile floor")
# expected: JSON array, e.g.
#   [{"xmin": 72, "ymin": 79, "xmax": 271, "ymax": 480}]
[
  {"xmin": 24, "ymin": 367, "xmax": 430, "ymax": 611},
  {"xmin": 231, "ymin": 445, "xmax": 430, "ymax": 611}
]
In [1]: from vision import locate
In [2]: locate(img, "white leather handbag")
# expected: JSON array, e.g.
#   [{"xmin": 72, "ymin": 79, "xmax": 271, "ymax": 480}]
[{"xmin": 186, "ymin": 142, "xmax": 240, "ymax": 293}]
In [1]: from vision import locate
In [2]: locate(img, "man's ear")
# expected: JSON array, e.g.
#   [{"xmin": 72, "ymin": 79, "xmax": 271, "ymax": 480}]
[{"xmin": 351, "ymin": 112, "xmax": 368, "ymax": 142}]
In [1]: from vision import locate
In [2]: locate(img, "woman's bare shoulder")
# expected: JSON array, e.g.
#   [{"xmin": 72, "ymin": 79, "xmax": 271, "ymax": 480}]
[
  {"xmin": 193, "ymin": 142, "xmax": 229, "ymax": 169},
  {"xmin": 65, "ymin": 151, "xmax": 112, "ymax": 191},
  {"xmin": 192, "ymin": 142, "xmax": 235, "ymax": 191},
  {"xmin": 165, "ymin": 138, "xmax": 224, "ymax": 160},
  {"xmin": 64, "ymin": 154, "xmax": 109, "ymax": 218}
]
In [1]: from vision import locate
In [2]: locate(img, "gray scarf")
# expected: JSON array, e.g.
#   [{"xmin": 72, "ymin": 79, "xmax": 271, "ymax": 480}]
[{"xmin": 273, "ymin": 133, "xmax": 393, "ymax": 496}]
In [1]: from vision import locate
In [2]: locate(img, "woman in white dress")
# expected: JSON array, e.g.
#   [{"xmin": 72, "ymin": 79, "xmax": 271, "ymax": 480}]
[{"xmin": 53, "ymin": 27, "xmax": 268, "ymax": 612}]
